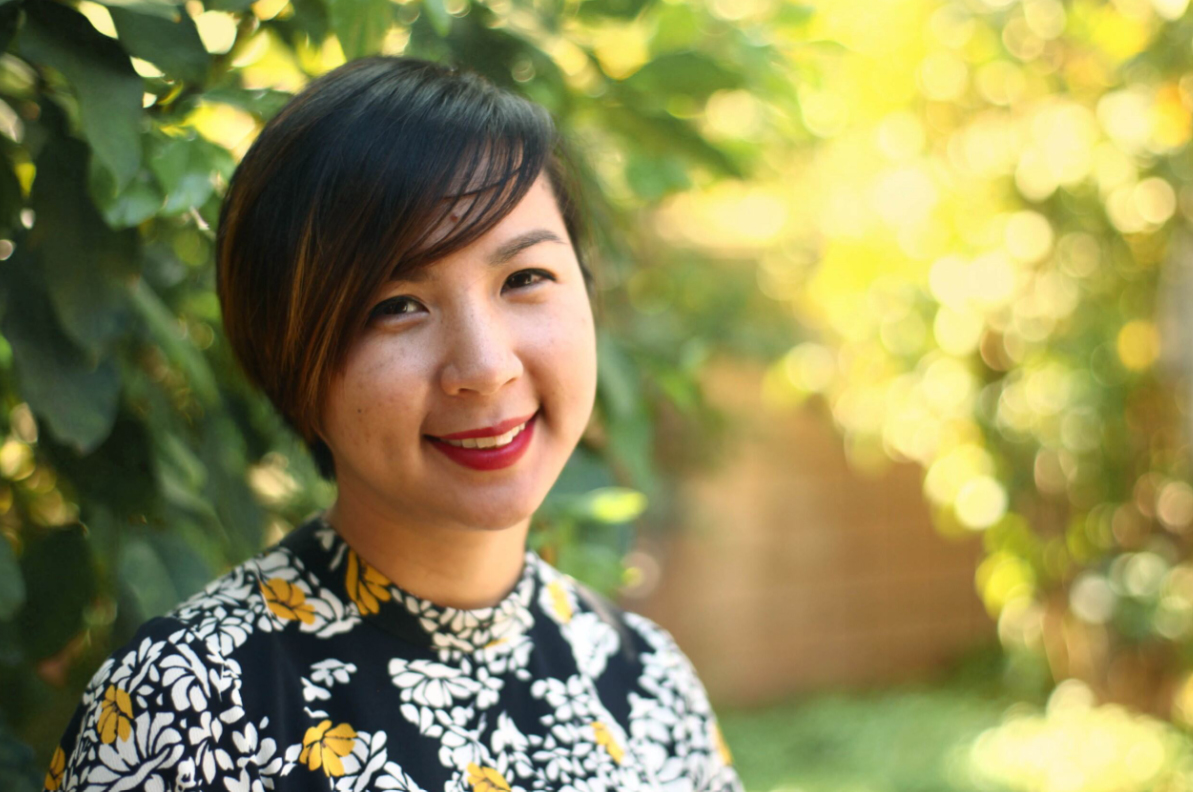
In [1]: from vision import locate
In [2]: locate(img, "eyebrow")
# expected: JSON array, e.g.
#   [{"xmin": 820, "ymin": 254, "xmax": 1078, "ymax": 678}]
[{"xmin": 393, "ymin": 229, "xmax": 567, "ymax": 283}]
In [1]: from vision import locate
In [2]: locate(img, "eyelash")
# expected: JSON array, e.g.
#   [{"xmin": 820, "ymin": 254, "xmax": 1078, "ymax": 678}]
[{"xmin": 370, "ymin": 269, "xmax": 556, "ymax": 320}]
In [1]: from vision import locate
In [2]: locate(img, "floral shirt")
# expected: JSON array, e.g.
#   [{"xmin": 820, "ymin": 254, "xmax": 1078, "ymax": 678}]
[{"xmin": 43, "ymin": 512, "xmax": 743, "ymax": 792}]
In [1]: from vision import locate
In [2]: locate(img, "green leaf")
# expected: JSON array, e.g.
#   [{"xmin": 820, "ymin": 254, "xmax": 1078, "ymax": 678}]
[
  {"xmin": 0, "ymin": 536, "xmax": 25, "ymax": 620},
  {"xmin": 148, "ymin": 135, "xmax": 228, "ymax": 216},
  {"xmin": 203, "ymin": 86, "xmax": 294, "ymax": 120},
  {"xmin": 576, "ymin": 0, "xmax": 655, "ymax": 20},
  {"xmin": 90, "ymin": 162, "xmax": 165, "ymax": 228},
  {"xmin": 16, "ymin": 525, "xmax": 97, "ymax": 660},
  {"xmin": 118, "ymin": 537, "xmax": 178, "ymax": 620},
  {"xmin": 0, "ymin": 5, "xmax": 22, "ymax": 59},
  {"xmin": 42, "ymin": 414, "xmax": 158, "ymax": 519},
  {"xmin": 0, "ymin": 143, "xmax": 23, "ymax": 236},
  {"xmin": 0, "ymin": 252, "xmax": 121, "ymax": 454},
  {"xmin": 30, "ymin": 135, "xmax": 137, "ymax": 355},
  {"xmin": 96, "ymin": 0, "xmax": 186, "ymax": 20},
  {"xmin": 596, "ymin": 330, "xmax": 641, "ymax": 421},
  {"xmin": 625, "ymin": 152, "xmax": 690, "ymax": 201},
  {"xmin": 625, "ymin": 51, "xmax": 742, "ymax": 99},
  {"xmin": 131, "ymin": 279, "xmax": 220, "ymax": 406},
  {"xmin": 201, "ymin": 414, "xmax": 265, "ymax": 557},
  {"xmin": 110, "ymin": 6, "xmax": 210, "ymax": 85},
  {"xmin": 331, "ymin": 0, "xmax": 395, "ymax": 59},
  {"xmin": 18, "ymin": 2, "xmax": 144, "ymax": 190},
  {"xmin": 422, "ymin": 0, "xmax": 452, "ymax": 37}
]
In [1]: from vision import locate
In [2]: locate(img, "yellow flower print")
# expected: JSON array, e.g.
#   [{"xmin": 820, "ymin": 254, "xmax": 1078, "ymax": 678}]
[
  {"xmin": 591, "ymin": 721, "xmax": 624, "ymax": 764},
  {"xmin": 345, "ymin": 550, "xmax": 392, "ymax": 615},
  {"xmin": 44, "ymin": 745, "xmax": 65, "ymax": 790},
  {"xmin": 712, "ymin": 720, "xmax": 733, "ymax": 765},
  {"xmin": 259, "ymin": 577, "xmax": 316, "ymax": 624},
  {"xmin": 298, "ymin": 719, "xmax": 357, "ymax": 777},
  {"xmin": 547, "ymin": 580, "xmax": 572, "ymax": 622},
  {"xmin": 96, "ymin": 684, "xmax": 133, "ymax": 744},
  {"xmin": 466, "ymin": 763, "xmax": 512, "ymax": 792},
  {"xmin": 484, "ymin": 637, "xmax": 507, "ymax": 649}
]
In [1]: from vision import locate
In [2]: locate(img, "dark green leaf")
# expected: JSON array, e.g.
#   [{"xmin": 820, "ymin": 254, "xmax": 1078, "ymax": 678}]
[
  {"xmin": 422, "ymin": 0, "xmax": 452, "ymax": 37},
  {"xmin": 148, "ymin": 135, "xmax": 224, "ymax": 216},
  {"xmin": 201, "ymin": 414, "xmax": 265, "ymax": 557},
  {"xmin": 42, "ymin": 414, "xmax": 157, "ymax": 519},
  {"xmin": 0, "ymin": 728, "xmax": 39, "ymax": 792},
  {"xmin": 96, "ymin": 0, "xmax": 186, "ymax": 20},
  {"xmin": 0, "ymin": 252, "xmax": 121, "ymax": 454},
  {"xmin": 625, "ymin": 152, "xmax": 690, "ymax": 201},
  {"xmin": 0, "ymin": 5, "xmax": 22, "ymax": 57},
  {"xmin": 576, "ymin": 0, "xmax": 655, "ymax": 20},
  {"xmin": 606, "ymin": 101, "xmax": 743, "ymax": 178},
  {"xmin": 624, "ymin": 51, "xmax": 742, "ymax": 99},
  {"xmin": 202, "ymin": 0, "xmax": 256, "ymax": 13},
  {"xmin": 202, "ymin": 86, "xmax": 295, "ymax": 120},
  {"xmin": 110, "ymin": 6, "xmax": 210, "ymax": 85},
  {"xmin": 18, "ymin": 2, "xmax": 144, "ymax": 190},
  {"xmin": 331, "ymin": 0, "xmax": 394, "ymax": 59},
  {"xmin": 0, "ymin": 537, "xmax": 24, "ymax": 620},
  {"xmin": 30, "ymin": 135, "xmax": 137, "ymax": 354},
  {"xmin": 118, "ymin": 537, "xmax": 178, "ymax": 620},
  {"xmin": 0, "ymin": 143, "xmax": 22, "ymax": 236},
  {"xmin": 16, "ymin": 525, "xmax": 97, "ymax": 660},
  {"xmin": 90, "ymin": 162, "xmax": 164, "ymax": 229},
  {"xmin": 596, "ymin": 330, "xmax": 641, "ymax": 422},
  {"xmin": 131, "ymin": 279, "xmax": 219, "ymax": 405}
]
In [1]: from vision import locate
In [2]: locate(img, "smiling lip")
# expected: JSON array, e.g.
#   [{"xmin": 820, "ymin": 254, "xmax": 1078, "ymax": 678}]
[
  {"xmin": 426, "ymin": 411, "xmax": 538, "ymax": 471},
  {"xmin": 428, "ymin": 410, "xmax": 539, "ymax": 440}
]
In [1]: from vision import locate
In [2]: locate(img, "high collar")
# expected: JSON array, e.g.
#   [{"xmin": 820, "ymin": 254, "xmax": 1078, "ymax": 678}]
[{"xmin": 280, "ymin": 512, "xmax": 540, "ymax": 653}]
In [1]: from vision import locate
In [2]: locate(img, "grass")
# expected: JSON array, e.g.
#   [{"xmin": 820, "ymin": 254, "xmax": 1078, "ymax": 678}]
[{"xmin": 715, "ymin": 646, "xmax": 1035, "ymax": 792}]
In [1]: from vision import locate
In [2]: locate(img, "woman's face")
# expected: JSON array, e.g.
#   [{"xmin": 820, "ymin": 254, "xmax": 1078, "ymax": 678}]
[{"xmin": 319, "ymin": 172, "xmax": 598, "ymax": 533}]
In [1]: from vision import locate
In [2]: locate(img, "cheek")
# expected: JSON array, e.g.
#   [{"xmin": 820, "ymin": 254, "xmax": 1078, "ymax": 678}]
[
  {"xmin": 325, "ymin": 344, "xmax": 422, "ymax": 446},
  {"xmin": 537, "ymin": 297, "xmax": 597, "ymax": 398}
]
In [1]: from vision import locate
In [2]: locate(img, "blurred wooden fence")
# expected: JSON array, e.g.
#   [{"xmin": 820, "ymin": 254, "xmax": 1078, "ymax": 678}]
[{"xmin": 622, "ymin": 356, "xmax": 995, "ymax": 707}]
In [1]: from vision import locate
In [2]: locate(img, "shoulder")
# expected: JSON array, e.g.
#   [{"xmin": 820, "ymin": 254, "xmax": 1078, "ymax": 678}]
[
  {"xmin": 46, "ymin": 534, "xmax": 345, "ymax": 792},
  {"xmin": 162, "ymin": 527, "xmax": 360, "ymax": 657}
]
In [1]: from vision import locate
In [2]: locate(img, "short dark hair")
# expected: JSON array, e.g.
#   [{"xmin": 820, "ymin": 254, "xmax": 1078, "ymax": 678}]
[{"xmin": 215, "ymin": 56, "xmax": 597, "ymax": 480}]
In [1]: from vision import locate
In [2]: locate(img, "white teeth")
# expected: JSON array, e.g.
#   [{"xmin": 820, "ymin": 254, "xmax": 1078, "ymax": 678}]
[{"xmin": 441, "ymin": 420, "xmax": 527, "ymax": 449}]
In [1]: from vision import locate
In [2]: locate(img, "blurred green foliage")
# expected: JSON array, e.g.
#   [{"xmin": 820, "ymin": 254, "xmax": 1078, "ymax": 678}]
[
  {"xmin": 0, "ymin": 0, "xmax": 804, "ymax": 785},
  {"xmin": 723, "ymin": 0, "xmax": 1193, "ymax": 742}
]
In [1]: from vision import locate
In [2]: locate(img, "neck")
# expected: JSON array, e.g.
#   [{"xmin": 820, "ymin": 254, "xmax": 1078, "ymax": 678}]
[{"xmin": 323, "ymin": 494, "xmax": 532, "ymax": 611}]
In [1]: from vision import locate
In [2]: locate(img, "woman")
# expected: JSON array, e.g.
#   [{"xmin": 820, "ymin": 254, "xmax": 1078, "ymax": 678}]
[{"xmin": 44, "ymin": 56, "xmax": 742, "ymax": 792}]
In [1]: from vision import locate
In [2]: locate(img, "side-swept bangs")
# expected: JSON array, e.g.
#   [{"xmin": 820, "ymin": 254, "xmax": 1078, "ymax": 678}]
[{"xmin": 216, "ymin": 56, "xmax": 594, "ymax": 480}]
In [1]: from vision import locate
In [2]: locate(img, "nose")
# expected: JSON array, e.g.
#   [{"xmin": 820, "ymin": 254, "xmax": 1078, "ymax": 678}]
[{"xmin": 438, "ymin": 301, "xmax": 524, "ymax": 396}]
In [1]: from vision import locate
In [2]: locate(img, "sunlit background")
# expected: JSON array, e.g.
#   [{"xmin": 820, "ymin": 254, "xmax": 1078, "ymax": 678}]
[{"xmin": 9, "ymin": 0, "xmax": 1193, "ymax": 789}]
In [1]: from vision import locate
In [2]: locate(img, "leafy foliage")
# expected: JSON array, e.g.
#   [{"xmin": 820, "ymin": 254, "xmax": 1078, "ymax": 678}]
[
  {"xmin": 0, "ymin": 0, "xmax": 800, "ymax": 784},
  {"xmin": 753, "ymin": 0, "xmax": 1193, "ymax": 734}
]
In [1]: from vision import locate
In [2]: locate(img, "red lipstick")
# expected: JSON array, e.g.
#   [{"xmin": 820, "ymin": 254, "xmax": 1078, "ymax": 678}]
[
  {"xmin": 426, "ymin": 411, "xmax": 538, "ymax": 471},
  {"xmin": 432, "ymin": 411, "xmax": 539, "ymax": 440}
]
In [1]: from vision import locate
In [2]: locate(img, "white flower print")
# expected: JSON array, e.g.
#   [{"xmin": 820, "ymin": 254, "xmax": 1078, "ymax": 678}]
[
  {"xmin": 374, "ymin": 760, "xmax": 429, "ymax": 791},
  {"xmin": 45, "ymin": 516, "xmax": 745, "ymax": 792},
  {"xmin": 530, "ymin": 675, "xmax": 593, "ymax": 724},
  {"xmin": 310, "ymin": 658, "xmax": 357, "ymax": 687},
  {"xmin": 85, "ymin": 711, "xmax": 184, "ymax": 791},
  {"xmin": 302, "ymin": 658, "xmax": 357, "ymax": 704},
  {"xmin": 389, "ymin": 657, "xmax": 481, "ymax": 709},
  {"xmin": 470, "ymin": 631, "xmax": 534, "ymax": 682},
  {"xmin": 560, "ymin": 611, "xmax": 620, "ymax": 680},
  {"xmin": 491, "ymin": 712, "xmax": 534, "ymax": 781}
]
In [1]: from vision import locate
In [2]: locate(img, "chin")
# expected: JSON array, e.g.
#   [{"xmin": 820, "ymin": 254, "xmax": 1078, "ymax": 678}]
[{"xmin": 457, "ymin": 508, "xmax": 535, "ymax": 532}]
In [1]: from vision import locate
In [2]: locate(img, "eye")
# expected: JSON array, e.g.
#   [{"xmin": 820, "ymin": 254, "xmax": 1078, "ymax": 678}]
[
  {"xmin": 505, "ymin": 268, "xmax": 555, "ymax": 291},
  {"xmin": 370, "ymin": 296, "xmax": 423, "ymax": 320}
]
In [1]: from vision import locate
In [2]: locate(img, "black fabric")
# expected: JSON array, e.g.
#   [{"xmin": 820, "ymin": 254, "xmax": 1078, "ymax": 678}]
[{"xmin": 43, "ymin": 512, "xmax": 743, "ymax": 792}]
